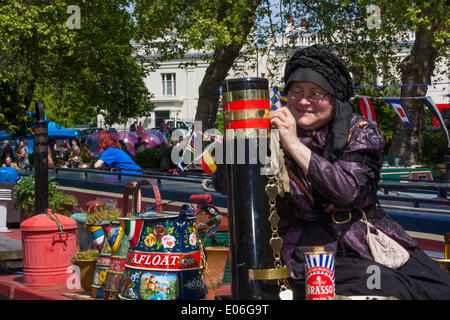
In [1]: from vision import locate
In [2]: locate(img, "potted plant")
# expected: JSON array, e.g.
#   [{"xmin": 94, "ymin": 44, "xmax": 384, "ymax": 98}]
[
  {"xmin": 85, "ymin": 206, "xmax": 121, "ymax": 225},
  {"xmin": 13, "ymin": 176, "xmax": 79, "ymax": 221},
  {"xmin": 71, "ymin": 249, "xmax": 99, "ymax": 294},
  {"xmin": 85, "ymin": 206, "xmax": 122, "ymax": 250}
]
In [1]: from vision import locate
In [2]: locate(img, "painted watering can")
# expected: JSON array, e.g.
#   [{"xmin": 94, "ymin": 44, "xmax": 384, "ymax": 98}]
[
  {"xmin": 103, "ymin": 221, "xmax": 130, "ymax": 300},
  {"xmin": 101, "ymin": 180, "xmax": 155, "ymax": 299},
  {"xmin": 117, "ymin": 179, "xmax": 218, "ymax": 300},
  {"xmin": 89, "ymin": 222, "xmax": 113, "ymax": 298}
]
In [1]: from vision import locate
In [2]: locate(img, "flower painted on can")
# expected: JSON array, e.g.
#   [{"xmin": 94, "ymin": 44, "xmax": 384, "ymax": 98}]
[
  {"xmin": 130, "ymin": 272, "xmax": 139, "ymax": 282},
  {"xmin": 161, "ymin": 234, "xmax": 176, "ymax": 249},
  {"xmin": 144, "ymin": 234, "xmax": 156, "ymax": 247},
  {"xmin": 128, "ymin": 288, "xmax": 136, "ymax": 299},
  {"xmin": 189, "ymin": 233, "xmax": 197, "ymax": 246},
  {"xmin": 153, "ymin": 224, "xmax": 166, "ymax": 239}
]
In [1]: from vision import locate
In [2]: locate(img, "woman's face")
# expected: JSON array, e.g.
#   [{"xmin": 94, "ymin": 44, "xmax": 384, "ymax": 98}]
[{"xmin": 287, "ymin": 82, "xmax": 334, "ymax": 130}]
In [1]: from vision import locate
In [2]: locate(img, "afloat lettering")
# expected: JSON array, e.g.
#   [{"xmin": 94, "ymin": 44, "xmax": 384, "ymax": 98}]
[{"xmin": 126, "ymin": 252, "xmax": 201, "ymax": 270}]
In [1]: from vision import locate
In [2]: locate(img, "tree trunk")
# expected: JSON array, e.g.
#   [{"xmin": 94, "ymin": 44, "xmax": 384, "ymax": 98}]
[
  {"xmin": 194, "ymin": 0, "xmax": 262, "ymax": 130},
  {"xmin": 390, "ymin": 8, "xmax": 442, "ymax": 165},
  {"xmin": 195, "ymin": 46, "xmax": 243, "ymax": 130}
]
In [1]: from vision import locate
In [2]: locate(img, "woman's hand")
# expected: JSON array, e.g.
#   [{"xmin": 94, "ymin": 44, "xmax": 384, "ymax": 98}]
[
  {"xmin": 270, "ymin": 107, "xmax": 312, "ymax": 174},
  {"xmin": 270, "ymin": 107, "xmax": 300, "ymax": 152}
]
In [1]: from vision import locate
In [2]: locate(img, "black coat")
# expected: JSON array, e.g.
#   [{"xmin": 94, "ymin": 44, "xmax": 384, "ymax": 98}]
[{"xmin": 2, "ymin": 145, "xmax": 14, "ymax": 163}]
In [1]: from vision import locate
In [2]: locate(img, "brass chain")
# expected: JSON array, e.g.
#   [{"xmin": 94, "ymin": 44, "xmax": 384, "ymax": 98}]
[
  {"xmin": 265, "ymin": 174, "xmax": 293, "ymax": 300},
  {"xmin": 197, "ymin": 232, "xmax": 217, "ymax": 296}
]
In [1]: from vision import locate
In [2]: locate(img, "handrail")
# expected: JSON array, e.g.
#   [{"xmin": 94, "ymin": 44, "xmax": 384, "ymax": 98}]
[
  {"xmin": 380, "ymin": 204, "xmax": 450, "ymax": 214},
  {"xmin": 379, "ymin": 180, "xmax": 450, "ymax": 191},
  {"xmin": 18, "ymin": 167, "xmax": 450, "ymax": 200},
  {"xmin": 19, "ymin": 167, "xmax": 207, "ymax": 185},
  {"xmin": 378, "ymin": 194, "xmax": 449, "ymax": 206}
]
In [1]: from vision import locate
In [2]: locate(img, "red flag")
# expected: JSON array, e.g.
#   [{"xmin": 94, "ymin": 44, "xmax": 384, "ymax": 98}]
[{"xmin": 359, "ymin": 97, "xmax": 377, "ymax": 124}]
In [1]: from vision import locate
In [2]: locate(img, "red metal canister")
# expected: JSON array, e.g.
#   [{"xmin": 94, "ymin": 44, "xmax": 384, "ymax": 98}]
[{"xmin": 20, "ymin": 211, "xmax": 78, "ymax": 286}]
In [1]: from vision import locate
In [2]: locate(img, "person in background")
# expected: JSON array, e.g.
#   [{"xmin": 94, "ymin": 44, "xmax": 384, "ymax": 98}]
[
  {"xmin": 70, "ymin": 139, "xmax": 81, "ymax": 168},
  {"xmin": 47, "ymin": 146, "xmax": 55, "ymax": 168},
  {"xmin": 119, "ymin": 139, "xmax": 131, "ymax": 156},
  {"xmin": 166, "ymin": 122, "xmax": 172, "ymax": 140},
  {"xmin": 130, "ymin": 121, "xmax": 137, "ymax": 133},
  {"xmin": 94, "ymin": 130, "xmax": 142, "ymax": 175},
  {"xmin": 2, "ymin": 140, "xmax": 14, "ymax": 165},
  {"xmin": 134, "ymin": 136, "xmax": 144, "ymax": 153},
  {"xmin": 59, "ymin": 140, "xmax": 71, "ymax": 168},
  {"xmin": 2, "ymin": 156, "xmax": 19, "ymax": 170},
  {"xmin": 137, "ymin": 122, "xmax": 144, "ymax": 135},
  {"xmin": 15, "ymin": 140, "xmax": 30, "ymax": 169}
]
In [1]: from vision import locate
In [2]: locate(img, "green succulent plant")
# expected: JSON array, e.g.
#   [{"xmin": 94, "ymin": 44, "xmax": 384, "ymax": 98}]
[
  {"xmin": 71, "ymin": 249, "xmax": 98, "ymax": 263},
  {"xmin": 85, "ymin": 206, "xmax": 121, "ymax": 225}
]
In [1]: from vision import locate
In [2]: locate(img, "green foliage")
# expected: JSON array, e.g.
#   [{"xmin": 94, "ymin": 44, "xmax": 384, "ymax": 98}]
[
  {"xmin": 71, "ymin": 249, "xmax": 98, "ymax": 262},
  {"xmin": 215, "ymin": 113, "xmax": 224, "ymax": 134},
  {"xmin": 132, "ymin": 147, "xmax": 160, "ymax": 169},
  {"xmin": 13, "ymin": 176, "xmax": 78, "ymax": 216},
  {"xmin": 134, "ymin": 0, "xmax": 262, "ymax": 61},
  {"xmin": 52, "ymin": 192, "xmax": 79, "ymax": 216},
  {"xmin": 79, "ymin": 143, "xmax": 96, "ymax": 165},
  {"xmin": 419, "ymin": 131, "xmax": 448, "ymax": 165},
  {"xmin": 85, "ymin": 206, "xmax": 121, "ymax": 224},
  {"xmin": 0, "ymin": 0, "xmax": 153, "ymax": 134}
]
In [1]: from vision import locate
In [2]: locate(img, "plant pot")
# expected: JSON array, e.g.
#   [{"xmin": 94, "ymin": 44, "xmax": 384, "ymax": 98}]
[
  {"xmin": 203, "ymin": 247, "xmax": 230, "ymax": 289},
  {"xmin": 74, "ymin": 259, "xmax": 97, "ymax": 294},
  {"xmin": 86, "ymin": 200, "xmax": 106, "ymax": 214}
]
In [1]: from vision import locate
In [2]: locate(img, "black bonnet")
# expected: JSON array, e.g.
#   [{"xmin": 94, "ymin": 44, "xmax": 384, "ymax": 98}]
[{"xmin": 284, "ymin": 45, "xmax": 356, "ymax": 162}]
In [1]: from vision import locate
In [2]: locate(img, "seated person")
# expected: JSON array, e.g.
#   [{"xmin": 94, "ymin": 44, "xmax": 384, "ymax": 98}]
[
  {"xmin": 94, "ymin": 130, "xmax": 143, "ymax": 175},
  {"xmin": 2, "ymin": 156, "xmax": 19, "ymax": 170}
]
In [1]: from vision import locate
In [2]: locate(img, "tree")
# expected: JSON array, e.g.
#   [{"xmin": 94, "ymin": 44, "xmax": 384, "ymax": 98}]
[
  {"xmin": 133, "ymin": 0, "xmax": 263, "ymax": 130},
  {"xmin": 385, "ymin": 1, "xmax": 449, "ymax": 164},
  {"xmin": 0, "ymin": 0, "xmax": 153, "ymax": 135}
]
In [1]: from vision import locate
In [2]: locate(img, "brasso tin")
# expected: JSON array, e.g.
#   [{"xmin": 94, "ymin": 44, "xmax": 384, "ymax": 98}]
[{"xmin": 304, "ymin": 246, "xmax": 335, "ymax": 300}]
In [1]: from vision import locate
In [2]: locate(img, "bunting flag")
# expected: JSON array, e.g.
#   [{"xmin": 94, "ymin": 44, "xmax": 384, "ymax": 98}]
[
  {"xmin": 383, "ymin": 98, "xmax": 412, "ymax": 128},
  {"xmin": 186, "ymin": 131, "xmax": 196, "ymax": 153},
  {"xmin": 270, "ymin": 86, "xmax": 288, "ymax": 110},
  {"xmin": 358, "ymin": 96, "xmax": 377, "ymax": 124},
  {"xmin": 176, "ymin": 161, "xmax": 184, "ymax": 172},
  {"xmin": 422, "ymin": 97, "xmax": 450, "ymax": 148},
  {"xmin": 176, "ymin": 131, "xmax": 223, "ymax": 173},
  {"xmin": 199, "ymin": 150, "xmax": 217, "ymax": 175}
]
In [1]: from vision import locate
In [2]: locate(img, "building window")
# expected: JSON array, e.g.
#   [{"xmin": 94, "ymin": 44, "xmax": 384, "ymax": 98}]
[{"xmin": 162, "ymin": 73, "xmax": 176, "ymax": 96}]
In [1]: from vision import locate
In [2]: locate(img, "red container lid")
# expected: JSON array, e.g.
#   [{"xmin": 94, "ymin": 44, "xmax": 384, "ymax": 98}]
[{"xmin": 21, "ymin": 213, "xmax": 77, "ymax": 232}]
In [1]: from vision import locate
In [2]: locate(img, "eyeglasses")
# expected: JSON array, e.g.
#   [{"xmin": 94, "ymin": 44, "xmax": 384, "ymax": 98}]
[{"xmin": 288, "ymin": 90, "xmax": 328, "ymax": 103}]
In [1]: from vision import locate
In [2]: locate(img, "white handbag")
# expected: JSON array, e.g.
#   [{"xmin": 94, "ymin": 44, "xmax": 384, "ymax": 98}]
[{"xmin": 360, "ymin": 209, "xmax": 409, "ymax": 269}]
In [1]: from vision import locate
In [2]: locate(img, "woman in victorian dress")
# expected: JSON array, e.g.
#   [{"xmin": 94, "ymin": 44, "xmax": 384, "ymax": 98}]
[{"xmin": 215, "ymin": 45, "xmax": 450, "ymax": 299}]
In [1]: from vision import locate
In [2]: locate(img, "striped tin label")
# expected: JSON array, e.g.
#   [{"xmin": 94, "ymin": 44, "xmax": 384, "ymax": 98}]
[
  {"xmin": 120, "ymin": 218, "xmax": 143, "ymax": 249},
  {"xmin": 304, "ymin": 251, "xmax": 335, "ymax": 300}
]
